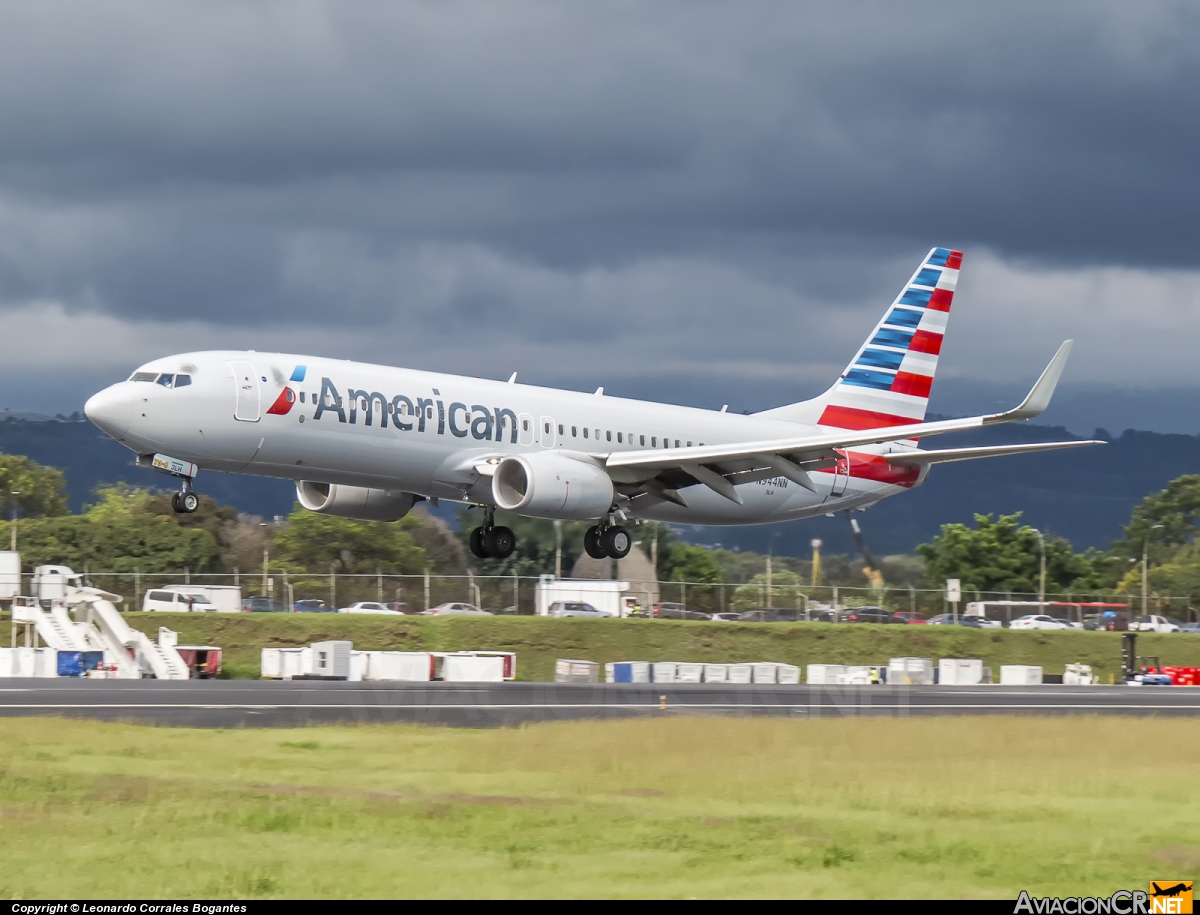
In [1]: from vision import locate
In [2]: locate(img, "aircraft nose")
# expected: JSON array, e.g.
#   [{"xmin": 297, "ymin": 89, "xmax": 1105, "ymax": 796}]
[{"xmin": 84, "ymin": 383, "xmax": 133, "ymax": 438}]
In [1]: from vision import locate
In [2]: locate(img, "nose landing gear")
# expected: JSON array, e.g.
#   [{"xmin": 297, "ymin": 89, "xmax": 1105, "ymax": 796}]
[
  {"xmin": 584, "ymin": 523, "xmax": 631, "ymax": 559},
  {"xmin": 469, "ymin": 507, "xmax": 517, "ymax": 560}
]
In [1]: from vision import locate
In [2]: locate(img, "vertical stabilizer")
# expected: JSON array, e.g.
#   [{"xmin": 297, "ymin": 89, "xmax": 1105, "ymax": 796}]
[{"xmin": 758, "ymin": 247, "xmax": 962, "ymax": 428}]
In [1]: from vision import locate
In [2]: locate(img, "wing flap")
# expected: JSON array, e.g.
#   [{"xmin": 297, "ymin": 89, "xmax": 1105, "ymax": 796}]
[{"xmin": 885, "ymin": 440, "xmax": 1103, "ymax": 467}]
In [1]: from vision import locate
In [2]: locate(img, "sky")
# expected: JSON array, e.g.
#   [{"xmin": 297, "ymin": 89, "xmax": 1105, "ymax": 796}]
[{"xmin": 0, "ymin": 1, "xmax": 1197, "ymax": 434}]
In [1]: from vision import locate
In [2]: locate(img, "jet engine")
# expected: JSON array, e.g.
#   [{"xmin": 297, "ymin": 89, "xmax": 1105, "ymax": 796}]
[
  {"xmin": 295, "ymin": 481, "xmax": 417, "ymax": 522},
  {"xmin": 492, "ymin": 452, "xmax": 614, "ymax": 520}
]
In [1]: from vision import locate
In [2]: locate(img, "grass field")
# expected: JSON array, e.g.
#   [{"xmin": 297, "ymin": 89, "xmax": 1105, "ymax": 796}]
[
  {"xmin": 0, "ymin": 715, "xmax": 1196, "ymax": 898},
  {"xmin": 111, "ymin": 612, "xmax": 1200, "ymax": 681}
]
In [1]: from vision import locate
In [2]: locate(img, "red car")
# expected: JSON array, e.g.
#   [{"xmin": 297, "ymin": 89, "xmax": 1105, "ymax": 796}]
[{"xmin": 892, "ymin": 611, "xmax": 927, "ymax": 625}]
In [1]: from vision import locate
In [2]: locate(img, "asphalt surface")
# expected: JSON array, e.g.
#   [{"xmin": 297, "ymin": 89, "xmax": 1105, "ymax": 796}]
[{"xmin": 0, "ymin": 679, "xmax": 1197, "ymax": 727}]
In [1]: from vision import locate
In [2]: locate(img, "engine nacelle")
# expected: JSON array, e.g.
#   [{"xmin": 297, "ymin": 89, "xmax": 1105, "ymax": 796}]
[
  {"xmin": 492, "ymin": 452, "xmax": 614, "ymax": 520},
  {"xmin": 295, "ymin": 481, "xmax": 417, "ymax": 522}
]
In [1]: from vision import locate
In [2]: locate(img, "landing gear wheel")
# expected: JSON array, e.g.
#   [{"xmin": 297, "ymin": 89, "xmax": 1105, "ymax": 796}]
[
  {"xmin": 180, "ymin": 492, "xmax": 199, "ymax": 513},
  {"xmin": 171, "ymin": 492, "xmax": 183, "ymax": 513},
  {"xmin": 469, "ymin": 527, "xmax": 489, "ymax": 559},
  {"xmin": 602, "ymin": 526, "xmax": 631, "ymax": 559},
  {"xmin": 583, "ymin": 525, "xmax": 607, "ymax": 559},
  {"xmin": 485, "ymin": 526, "xmax": 516, "ymax": 560}
]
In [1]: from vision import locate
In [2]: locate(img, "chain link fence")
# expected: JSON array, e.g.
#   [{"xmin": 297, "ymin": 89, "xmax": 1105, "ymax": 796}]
[{"xmin": 7, "ymin": 569, "xmax": 1195, "ymax": 621}]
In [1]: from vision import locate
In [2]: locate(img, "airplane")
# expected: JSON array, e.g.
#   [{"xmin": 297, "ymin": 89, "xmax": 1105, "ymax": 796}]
[{"xmin": 84, "ymin": 247, "xmax": 1101, "ymax": 562}]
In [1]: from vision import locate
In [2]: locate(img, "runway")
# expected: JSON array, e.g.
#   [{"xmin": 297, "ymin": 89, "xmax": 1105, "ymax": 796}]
[{"xmin": 0, "ymin": 679, "xmax": 1197, "ymax": 727}]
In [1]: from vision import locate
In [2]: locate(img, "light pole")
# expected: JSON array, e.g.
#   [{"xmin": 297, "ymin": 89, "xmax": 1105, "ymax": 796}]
[
  {"xmin": 1142, "ymin": 523, "xmax": 1164, "ymax": 615},
  {"xmin": 1029, "ymin": 528, "xmax": 1046, "ymax": 609},
  {"xmin": 9, "ymin": 491, "xmax": 19, "ymax": 552}
]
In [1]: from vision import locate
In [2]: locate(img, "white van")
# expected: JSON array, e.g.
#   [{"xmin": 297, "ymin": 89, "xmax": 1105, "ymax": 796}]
[
  {"xmin": 142, "ymin": 583, "xmax": 241, "ymax": 612},
  {"xmin": 142, "ymin": 589, "xmax": 217, "ymax": 612}
]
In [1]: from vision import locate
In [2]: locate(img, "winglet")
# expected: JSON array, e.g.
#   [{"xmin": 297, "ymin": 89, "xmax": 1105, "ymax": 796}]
[{"xmin": 984, "ymin": 340, "xmax": 1073, "ymax": 424}]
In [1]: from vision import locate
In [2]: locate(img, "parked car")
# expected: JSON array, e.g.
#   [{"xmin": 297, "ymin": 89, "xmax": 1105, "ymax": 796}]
[
  {"xmin": 143, "ymin": 589, "xmax": 216, "ymax": 613},
  {"xmin": 651, "ymin": 602, "xmax": 711, "ymax": 621},
  {"xmin": 973, "ymin": 617, "xmax": 1004, "ymax": 629},
  {"xmin": 1129, "ymin": 615, "xmax": 1181, "ymax": 633},
  {"xmin": 293, "ymin": 599, "xmax": 331, "ymax": 613},
  {"xmin": 422, "ymin": 602, "xmax": 492, "ymax": 616},
  {"xmin": 709, "ymin": 612, "xmax": 742, "ymax": 622},
  {"xmin": 1052, "ymin": 618, "xmax": 1084, "ymax": 630},
  {"xmin": 739, "ymin": 608, "xmax": 803, "ymax": 623},
  {"xmin": 809, "ymin": 608, "xmax": 840, "ymax": 623},
  {"xmin": 241, "ymin": 597, "xmax": 288, "ymax": 613},
  {"xmin": 338, "ymin": 601, "xmax": 404, "ymax": 615},
  {"xmin": 548, "ymin": 601, "xmax": 610, "ymax": 618},
  {"xmin": 926, "ymin": 614, "xmax": 982, "ymax": 628},
  {"xmin": 892, "ymin": 611, "xmax": 927, "ymax": 625},
  {"xmin": 1009, "ymin": 614, "xmax": 1072, "ymax": 630},
  {"xmin": 1180, "ymin": 622, "xmax": 1200, "ymax": 634},
  {"xmin": 384, "ymin": 602, "xmax": 416, "ymax": 614},
  {"xmin": 842, "ymin": 606, "xmax": 905, "ymax": 624}
]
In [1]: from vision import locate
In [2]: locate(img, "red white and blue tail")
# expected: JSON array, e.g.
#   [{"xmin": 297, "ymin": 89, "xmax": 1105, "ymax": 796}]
[{"xmin": 758, "ymin": 247, "xmax": 961, "ymax": 430}]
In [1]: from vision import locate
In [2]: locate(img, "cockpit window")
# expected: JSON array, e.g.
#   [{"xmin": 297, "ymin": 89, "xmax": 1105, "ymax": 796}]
[
  {"xmin": 131, "ymin": 372, "xmax": 158, "ymax": 382},
  {"xmin": 174, "ymin": 374, "xmax": 192, "ymax": 387},
  {"xmin": 156, "ymin": 374, "xmax": 175, "ymax": 387}
]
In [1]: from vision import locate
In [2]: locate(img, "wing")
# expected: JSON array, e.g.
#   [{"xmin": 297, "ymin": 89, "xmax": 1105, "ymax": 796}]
[{"xmin": 603, "ymin": 341, "xmax": 1091, "ymax": 506}]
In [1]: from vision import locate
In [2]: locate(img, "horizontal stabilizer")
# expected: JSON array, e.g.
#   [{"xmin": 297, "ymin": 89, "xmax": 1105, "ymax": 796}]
[{"xmin": 886, "ymin": 439, "xmax": 1103, "ymax": 467}]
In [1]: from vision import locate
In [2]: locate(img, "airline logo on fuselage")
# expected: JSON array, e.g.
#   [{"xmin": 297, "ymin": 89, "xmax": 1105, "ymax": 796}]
[{"xmin": 309, "ymin": 377, "xmax": 519, "ymax": 443}]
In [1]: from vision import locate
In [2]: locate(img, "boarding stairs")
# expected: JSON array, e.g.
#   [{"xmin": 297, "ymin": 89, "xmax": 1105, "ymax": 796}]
[{"xmin": 68, "ymin": 589, "xmax": 190, "ymax": 680}]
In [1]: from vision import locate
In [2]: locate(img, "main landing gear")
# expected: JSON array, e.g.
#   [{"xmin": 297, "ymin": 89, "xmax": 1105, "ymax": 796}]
[
  {"xmin": 469, "ymin": 507, "xmax": 516, "ymax": 560},
  {"xmin": 171, "ymin": 480, "xmax": 199, "ymax": 514},
  {"xmin": 584, "ymin": 523, "xmax": 631, "ymax": 560}
]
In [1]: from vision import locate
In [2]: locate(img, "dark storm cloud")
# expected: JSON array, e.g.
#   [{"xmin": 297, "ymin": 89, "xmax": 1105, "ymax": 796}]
[{"xmin": 0, "ymin": 0, "xmax": 1197, "ymax": 416}]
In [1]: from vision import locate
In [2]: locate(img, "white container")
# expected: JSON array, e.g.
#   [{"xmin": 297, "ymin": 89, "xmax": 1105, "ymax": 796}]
[
  {"xmin": 938, "ymin": 658, "xmax": 984, "ymax": 686},
  {"xmin": 752, "ymin": 663, "xmax": 779, "ymax": 684},
  {"xmin": 370, "ymin": 652, "xmax": 433, "ymax": 682},
  {"xmin": 652, "ymin": 662, "xmax": 679, "ymax": 684},
  {"xmin": 836, "ymin": 665, "xmax": 873, "ymax": 685},
  {"xmin": 703, "ymin": 664, "xmax": 729, "ymax": 683},
  {"xmin": 605, "ymin": 661, "xmax": 651, "ymax": 683},
  {"xmin": 677, "ymin": 663, "xmax": 703, "ymax": 683},
  {"xmin": 0, "ymin": 648, "xmax": 11, "ymax": 677},
  {"xmin": 1063, "ymin": 663, "xmax": 1093, "ymax": 686},
  {"xmin": 727, "ymin": 663, "xmax": 753, "ymax": 684},
  {"xmin": 443, "ymin": 654, "xmax": 505, "ymax": 682},
  {"xmin": 260, "ymin": 648, "xmax": 281, "ymax": 678},
  {"xmin": 311, "ymin": 641, "xmax": 352, "ymax": 678},
  {"xmin": 277, "ymin": 647, "xmax": 312, "ymax": 679},
  {"xmin": 349, "ymin": 650, "xmax": 369, "ymax": 682},
  {"xmin": 807, "ymin": 664, "xmax": 847, "ymax": 685},
  {"xmin": 555, "ymin": 659, "xmax": 599, "ymax": 683},
  {"xmin": 1000, "ymin": 665, "xmax": 1043, "ymax": 685},
  {"xmin": 888, "ymin": 657, "xmax": 934, "ymax": 685},
  {"xmin": 776, "ymin": 664, "xmax": 800, "ymax": 685}
]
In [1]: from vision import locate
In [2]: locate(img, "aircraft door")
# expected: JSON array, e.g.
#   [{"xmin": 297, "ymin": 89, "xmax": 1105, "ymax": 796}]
[
  {"xmin": 518, "ymin": 413, "xmax": 535, "ymax": 446},
  {"xmin": 830, "ymin": 450, "xmax": 850, "ymax": 496},
  {"xmin": 539, "ymin": 415, "xmax": 556, "ymax": 448},
  {"xmin": 229, "ymin": 361, "xmax": 261, "ymax": 422}
]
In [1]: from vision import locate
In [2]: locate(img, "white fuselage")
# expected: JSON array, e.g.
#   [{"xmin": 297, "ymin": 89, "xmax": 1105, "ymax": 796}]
[{"xmin": 84, "ymin": 351, "xmax": 926, "ymax": 525}]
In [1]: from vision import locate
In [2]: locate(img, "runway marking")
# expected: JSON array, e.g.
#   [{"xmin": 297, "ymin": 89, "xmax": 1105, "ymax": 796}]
[{"xmin": 0, "ymin": 702, "xmax": 1196, "ymax": 711}]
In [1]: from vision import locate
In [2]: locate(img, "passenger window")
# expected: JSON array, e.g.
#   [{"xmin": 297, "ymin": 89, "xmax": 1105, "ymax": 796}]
[
  {"xmin": 427, "ymin": 407, "xmax": 433, "ymax": 418},
  {"xmin": 687, "ymin": 441, "xmax": 692, "ymax": 447},
  {"xmin": 607, "ymin": 431, "xmax": 612, "ymax": 442},
  {"xmin": 640, "ymin": 435, "xmax": 645, "ymax": 446},
  {"xmin": 616, "ymin": 432, "xmax": 622, "ymax": 443},
  {"xmin": 595, "ymin": 429, "xmax": 600, "ymax": 440},
  {"xmin": 544, "ymin": 422, "xmax": 550, "ymax": 433},
  {"xmin": 651, "ymin": 437, "xmax": 657, "ymax": 447},
  {"xmin": 174, "ymin": 374, "xmax": 192, "ymax": 388},
  {"xmin": 522, "ymin": 419, "xmax": 529, "ymax": 432},
  {"xmin": 675, "ymin": 440, "xmax": 680, "ymax": 448},
  {"xmin": 157, "ymin": 374, "xmax": 174, "ymax": 387},
  {"xmin": 299, "ymin": 391, "xmax": 306, "ymax": 403},
  {"xmin": 572, "ymin": 426, "xmax": 577, "ymax": 437},
  {"xmin": 583, "ymin": 428, "xmax": 589, "ymax": 439},
  {"xmin": 558, "ymin": 424, "xmax": 564, "ymax": 435}
]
